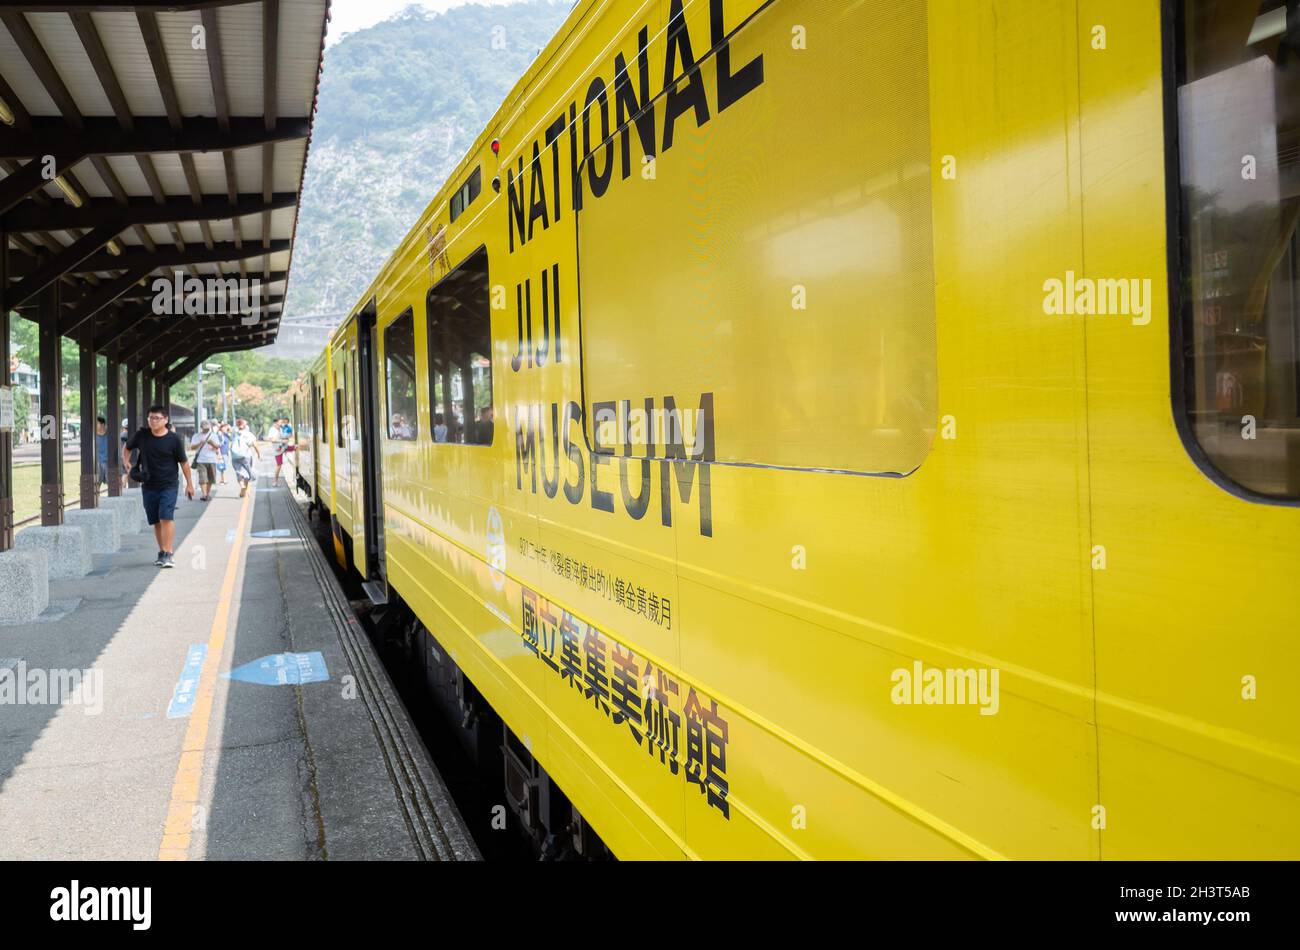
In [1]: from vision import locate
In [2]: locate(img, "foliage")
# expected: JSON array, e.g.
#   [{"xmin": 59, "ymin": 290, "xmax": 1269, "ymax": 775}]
[{"xmin": 170, "ymin": 350, "xmax": 303, "ymax": 433}]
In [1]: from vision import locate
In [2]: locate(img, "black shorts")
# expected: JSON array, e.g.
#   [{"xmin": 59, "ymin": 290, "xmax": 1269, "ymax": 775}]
[{"xmin": 141, "ymin": 485, "xmax": 179, "ymax": 525}]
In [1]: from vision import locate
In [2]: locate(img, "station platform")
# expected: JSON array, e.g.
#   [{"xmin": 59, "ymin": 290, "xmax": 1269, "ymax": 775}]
[{"xmin": 0, "ymin": 459, "xmax": 478, "ymax": 862}]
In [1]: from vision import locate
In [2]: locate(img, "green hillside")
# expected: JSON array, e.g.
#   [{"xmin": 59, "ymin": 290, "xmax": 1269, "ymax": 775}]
[{"xmin": 285, "ymin": 1, "xmax": 573, "ymax": 318}]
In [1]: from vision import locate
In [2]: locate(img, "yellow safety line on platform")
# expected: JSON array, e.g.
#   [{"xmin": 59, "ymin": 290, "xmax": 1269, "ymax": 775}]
[{"xmin": 157, "ymin": 489, "xmax": 254, "ymax": 860}]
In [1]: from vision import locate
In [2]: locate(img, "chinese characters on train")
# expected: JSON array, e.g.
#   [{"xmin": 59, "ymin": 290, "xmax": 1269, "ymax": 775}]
[
  {"xmin": 521, "ymin": 586, "xmax": 729, "ymax": 818},
  {"xmin": 520, "ymin": 538, "xmax": 673, "ymax": 628}
]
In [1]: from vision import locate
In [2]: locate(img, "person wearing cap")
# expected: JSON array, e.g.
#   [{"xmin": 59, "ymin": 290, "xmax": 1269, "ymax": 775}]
[
  {"xmin": 216, "ymin": 422, "xmax": 232, "ymax": 485},
  {"xmin": 230, "ymin": 418, "xmax": 260, "ymax": 497},
  {"xmin": 188, "ymin": 420, "xmax": 222, "ymax": 502}
]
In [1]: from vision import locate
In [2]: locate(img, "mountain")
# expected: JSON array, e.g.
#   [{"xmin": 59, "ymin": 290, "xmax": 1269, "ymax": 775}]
[{"xmin": 284, "ymin": 1, "xmax": 573, "ymax": 322}]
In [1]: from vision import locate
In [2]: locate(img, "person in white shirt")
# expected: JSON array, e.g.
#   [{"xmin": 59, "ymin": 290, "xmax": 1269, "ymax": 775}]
[
  {"xmin": 188, "ymin": 420, "xmax": 223, "ymax": 501},
  {"xmin": 230, "ymin": 418, "xmax": 261, "ymax": 497}
]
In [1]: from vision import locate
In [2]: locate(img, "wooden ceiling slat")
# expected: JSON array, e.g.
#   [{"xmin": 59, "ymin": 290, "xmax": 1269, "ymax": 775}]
[
  {"xmin": 69, "ymin": 11, "xmax": 133, "ymax": 131},
  {"xmin": 200, "ymin": 6, "xmax": 230, "ymax": 133},
  {"xmin": 178, "ymin": 153, "xmax": 215, "ymax": 249},
  {"xmin": 0, "ymin": 11, "xmax": 84, "ymax": 130},
  {"xmin": 136, "ymin": 10, "xmax": 182, "ymax": 131},
  {"xmin": 262, "ymin": 0, "xmax": 278, "ymax": 131},
  {"xmin": 69, "ymin": 15, "xmax": 158, "ymax": 254}
]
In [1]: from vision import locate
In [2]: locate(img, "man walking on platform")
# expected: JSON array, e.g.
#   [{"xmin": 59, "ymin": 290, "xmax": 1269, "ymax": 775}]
[
  {"xmin": 123, "ymin": 405, "xmax": 194, "ymax": 568},
  {"xmin": 95, "ymin": 416, "xmax": 109, "ymax": 487},
  {"xmin": 189, "ymin": 420, "xmax": 222, "ymax": 501},
  {"xmin": 230, "ymin": 418, "xmax": 260, "ymax": 498}
]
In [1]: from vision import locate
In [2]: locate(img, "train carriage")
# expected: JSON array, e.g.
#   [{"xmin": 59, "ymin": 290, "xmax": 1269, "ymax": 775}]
[
  {"xmin": 297, "ymin": 0, "xmax": 1300, "ymax": 859},
  {"xmin": 290, "ymin": 365, "xmax": 318, "ymax": 500}
]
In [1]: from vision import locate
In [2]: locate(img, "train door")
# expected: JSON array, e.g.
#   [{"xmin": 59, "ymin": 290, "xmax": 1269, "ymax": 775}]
[
  {"xmin": 345, "ymin": 332, "xmax": 366, "ymax": 576},
  {"xmin": 1077, "ymin": 0, "xmax": 1300, "ymax": 857},
  {"xmin": 355, "ymin": 300, "xmax": 387, "ymax": 600},
  {"xmin": 310, "ymin": 377, "xmax": 320, "ymax": 498},
  {"xmin": 291, "ymin": 388, "xmax": 303, "ymax": 489},
  {"xmin": 329, "ymin": 335, "xmax": 351, "ymax": 569}
]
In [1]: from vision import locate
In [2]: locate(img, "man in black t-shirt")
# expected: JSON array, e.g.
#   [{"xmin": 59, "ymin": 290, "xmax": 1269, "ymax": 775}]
[{"xmin": 122, "ymin": 404, "xmax": 195, "ymax": 568}]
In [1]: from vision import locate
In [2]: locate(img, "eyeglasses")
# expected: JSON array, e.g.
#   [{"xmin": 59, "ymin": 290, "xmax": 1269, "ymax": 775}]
[{"xmin": 147, "ymin": 414, "xmax": 166, "ymax": 420}]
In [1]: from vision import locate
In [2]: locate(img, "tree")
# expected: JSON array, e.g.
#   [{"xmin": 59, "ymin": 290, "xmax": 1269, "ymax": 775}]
[{"xmin": 12, "ymin": 385, "xmax": 29, "ymax": 429}]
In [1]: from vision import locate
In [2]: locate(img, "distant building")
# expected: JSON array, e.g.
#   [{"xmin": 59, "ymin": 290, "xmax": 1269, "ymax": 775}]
[
  {"xmin": 170, "ymin": 403, "xmax": 195, "ymax": 439},
  {"xmin": 9, "ymin": 356, "xmax": 40, "ymax": 442}
]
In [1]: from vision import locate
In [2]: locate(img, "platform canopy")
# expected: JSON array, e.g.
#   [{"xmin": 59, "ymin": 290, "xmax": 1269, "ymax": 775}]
[{"xmin": 0, "ymin": 0, "xmax": 328, "ymax": 386}]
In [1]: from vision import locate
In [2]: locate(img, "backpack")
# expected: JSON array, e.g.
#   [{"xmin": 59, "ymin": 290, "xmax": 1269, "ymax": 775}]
[{"xmin": 128, "ymin": 427, "xmax": 151, "ymax": 484}]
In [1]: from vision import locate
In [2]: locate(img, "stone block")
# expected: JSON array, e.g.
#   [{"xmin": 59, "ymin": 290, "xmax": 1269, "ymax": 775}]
[
  {"xmin": 100, "ymin": 495, "xmax": 144, "ymax": 535},
  {"xmin": 0, "ymin": 549, "xmax": 50, "ymax": 623},
  {"xmin": 14, "ymin": 524, "xmax": 92, "ymax": 579},
  {"xmin": 64, "ymin": 508, "xmax": 122, "ymax": 554}
]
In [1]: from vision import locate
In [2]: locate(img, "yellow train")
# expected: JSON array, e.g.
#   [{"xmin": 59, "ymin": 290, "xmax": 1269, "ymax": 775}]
[{"xmin": 288, "ymin": 0, "xmax": 1300, "ymax": 858}]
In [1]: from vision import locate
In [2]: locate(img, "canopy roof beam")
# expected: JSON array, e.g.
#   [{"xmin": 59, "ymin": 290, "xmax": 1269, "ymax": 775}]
[
  {"xmin": 0, "ymin": 116, "xmax": 310, "ymax": 160},
  {"xmin": 2, "ymin": 192, "xmax": 298, "ymax": 233}
]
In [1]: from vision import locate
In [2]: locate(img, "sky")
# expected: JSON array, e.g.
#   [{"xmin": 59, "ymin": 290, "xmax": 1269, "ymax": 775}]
[{"xmin": 325, "ymin": 0, "xmax": 528, "ymax": 46}]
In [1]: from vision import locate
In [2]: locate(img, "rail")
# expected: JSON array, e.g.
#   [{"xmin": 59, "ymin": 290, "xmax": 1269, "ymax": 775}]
[{"xmin": 13, "ymin": 484, "xmax": 110, "ymax": 530}]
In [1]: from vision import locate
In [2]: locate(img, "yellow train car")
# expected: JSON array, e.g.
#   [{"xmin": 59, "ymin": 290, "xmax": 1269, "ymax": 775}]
[
  {"xmin": 299, "ymin": 0, "xmax": 1300, "ymax": 859},
  {"xmin": 289, "ymin": 370, "xmax": 316, "ymax": 500}
]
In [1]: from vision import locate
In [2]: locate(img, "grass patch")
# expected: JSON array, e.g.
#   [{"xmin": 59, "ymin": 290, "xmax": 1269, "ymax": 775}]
[{"xmin": 12, "ymin": 459, "xmax": 102, "ymax": 524}]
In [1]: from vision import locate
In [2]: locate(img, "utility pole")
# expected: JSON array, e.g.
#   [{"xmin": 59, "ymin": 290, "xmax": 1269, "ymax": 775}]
[{"xmin": 195, "ymin": 363, "xmax": 204, "ymax": 427}]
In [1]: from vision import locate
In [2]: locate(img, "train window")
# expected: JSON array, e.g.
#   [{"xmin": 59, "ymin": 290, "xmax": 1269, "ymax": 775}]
[
  {"xmin": 384, "ymin": 308, "xmax": 418, "ymax": 440},
  {"xmin": 450, "ymin": 166, "xmax": 481, "ymax": 223},
  {"xmin": 1172, "ymin": 0, "xmax": 1300, "ymax": 500},
  {"xmin": 426, "ymin": 246, "xmax": 493, "ymax": 445},
  {"xmin": 574, "ymin": 0, "xmax": 937, "ymax": 475},
  {"xmin": 335, "ymin": 385, "xmax": 344, "ymax": 448}
]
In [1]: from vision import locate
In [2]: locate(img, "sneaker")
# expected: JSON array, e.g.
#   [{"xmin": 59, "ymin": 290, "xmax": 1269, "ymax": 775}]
[
  {"xmin": 161, "ymin": 552, "xmax": 175, "ymax": 569},
  {"xmin": 154, "ymin": 551, "xmax": 165, "ymax": 566}
]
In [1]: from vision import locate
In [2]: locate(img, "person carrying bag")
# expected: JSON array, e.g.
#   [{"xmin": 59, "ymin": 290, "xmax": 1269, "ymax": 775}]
[
  {"xmin": 229, "ymin": 418, "xmax": 260, "ymax": 498},
  {"xmin": 128, "ymin": 427, "xmax": 150, "ymax": 485},
  {"xmin": 188, "ymin": 421, "xmax": 221, "ymax": 501}
]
